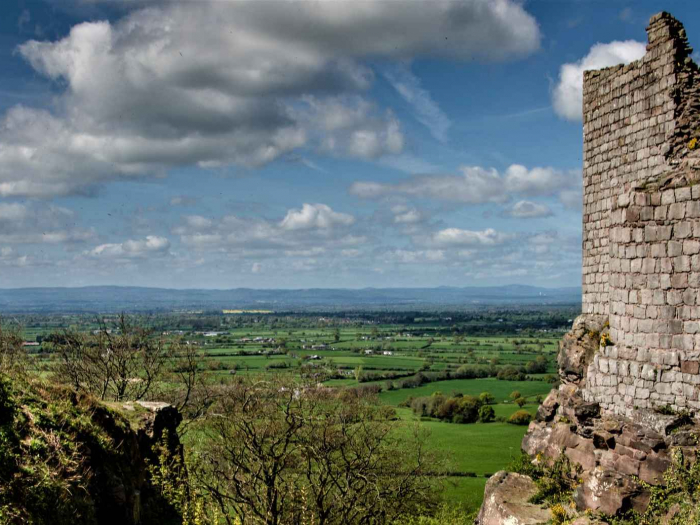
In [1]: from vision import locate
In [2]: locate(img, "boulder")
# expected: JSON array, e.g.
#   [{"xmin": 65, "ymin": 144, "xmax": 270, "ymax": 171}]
[
  {"xmin": 475, "ymin": 471, "xmax": 550, "ymax": 525},
  {"xmin": 574, "ymin": 468, "xmax": 649, "ymax": 515}
]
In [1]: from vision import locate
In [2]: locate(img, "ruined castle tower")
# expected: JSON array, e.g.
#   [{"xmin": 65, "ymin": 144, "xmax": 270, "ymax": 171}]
[
  {"xmin": 582, "ymin": 12, "xmax": 700, "ymax": 417},
  {"xmin": 477, "ymin": 14, "xmax": 700, "ymax": 523}
]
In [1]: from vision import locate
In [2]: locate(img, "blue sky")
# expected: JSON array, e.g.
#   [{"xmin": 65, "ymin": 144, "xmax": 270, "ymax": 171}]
[{"xmin": 0, "ymin": 0, "xmax": 698, "ymax": 289}]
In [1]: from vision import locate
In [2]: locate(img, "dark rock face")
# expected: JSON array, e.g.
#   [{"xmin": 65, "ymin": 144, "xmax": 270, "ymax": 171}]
[
  {"xmin": 79, "ymin": 397, "xmax": 182, "ymax": 525},
  {"xmin": 475, "ymin": 471, "xmax": 550, "ymax": 525}
]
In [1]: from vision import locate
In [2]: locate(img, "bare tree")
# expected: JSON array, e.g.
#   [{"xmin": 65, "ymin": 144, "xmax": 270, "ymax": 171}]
[
  {"xmin": 164, "ymin": 339, "xmax": 217, "ymax": 434},
  {"xmin": 52, "ymin": 314, "xmax": 168, "ymax": 402},
  {"xmin": 189, "ymin": 378, "xmax": 440, "ymax": 525}
]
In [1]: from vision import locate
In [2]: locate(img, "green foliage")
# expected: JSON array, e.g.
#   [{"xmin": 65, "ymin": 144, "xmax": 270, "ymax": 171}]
[
  {"xmin": 477, "ymin": 405, "xmax": 495, "ymax": 423},
  {"xmin": 509, "ymin": 453, "xmax": 582, "ymax": 507},
  {"xmin": 398, "ymin": 504, "xmax": 475, "ymax": 525},
  {"xmin": 149, "ymin": 432, "xmax": 222, "ymax": 525},
  {"xmin": 478, "ymin": 392, "xmax": 495, "ymax": 405},
  {"xmin": 0, "ymin": 374, "xmax": 103, "ymax": 524},
  {"xmin": 411, "ymin": 393, "xmax": 485, "ymax": 423},
  {"xmin": 507, "ymin": 410, "xmax": 532, "ymax": 425}
]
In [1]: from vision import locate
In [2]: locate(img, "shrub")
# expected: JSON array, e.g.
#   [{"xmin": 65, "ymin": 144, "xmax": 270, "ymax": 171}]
[
  {"xmin": 478, "ymin": 405, "xmax": 495, "ymax": 423},
  {"xmin": 498, "ymin": 367, "xmax": 526, "ymax": 381},
  {"xmin": 478, "ymin": 392, "xmax": 495, "ymax": 405},
  {"xmin": 507, "ymin": 410, "xmax": 532, "ymax": 426},
  {"xmin": 525, "ymin": 355, "xmax": 548, "ymax": 374}
]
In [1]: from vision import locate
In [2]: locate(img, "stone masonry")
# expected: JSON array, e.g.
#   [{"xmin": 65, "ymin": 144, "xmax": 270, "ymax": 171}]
[
  {"xmin": 582, "ymin": 12, "xmax": 700, "ymax": 417},
  {"xmin": 477, "ymin": 13, "xmax": 700, "ymax": 523}
]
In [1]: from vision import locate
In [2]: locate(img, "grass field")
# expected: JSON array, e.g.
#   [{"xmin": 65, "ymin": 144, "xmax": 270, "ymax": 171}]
[
  {"xmin": 379, "ymin": 377, "xmax": 553, "ymax": 405},
  {"xmin": 18, "ymin": 310, "xmax": 571, "ymax": 518}
]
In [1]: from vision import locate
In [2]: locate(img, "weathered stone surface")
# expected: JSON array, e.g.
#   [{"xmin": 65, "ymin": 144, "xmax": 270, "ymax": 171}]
[
  {"xmin": 574, "ymin": 468, "xmax": 649, "ymax": 515},
  {"xmin": 475, "ymin": 471, "xmax": 550, "ymax": 525},
  {"xmin": 477, "ymin": 11, "xmax": 700, "ymax": 524},
  {"xmin": 558, "ymin": 315, "xmax": 607, "ymax": 383}
]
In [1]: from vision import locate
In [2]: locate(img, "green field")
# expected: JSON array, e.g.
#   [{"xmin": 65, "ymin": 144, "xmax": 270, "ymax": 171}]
[
  {"xmin": 379, "ymin": 377, "xmax": 553, "ymax": 405},
  {"xmin": 17, "ymin": 308, "xmax": 572, "ymax": 517}
]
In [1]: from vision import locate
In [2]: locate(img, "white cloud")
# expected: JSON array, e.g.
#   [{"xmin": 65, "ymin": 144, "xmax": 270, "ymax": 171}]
[
  {"xmin": 175, "ymin": 203, "xmax": 358, "ymax": 257},
  {"xmin": 553, "ymin": 40, "xmax": 646, "ymax": 121},
  {"xmin": 280, "ymin": 203, "xmax": 355, "ymax": 231},
  {"xmin": 1, "ymin": 0, "xmax": 540, "ymax": 198},
  {"xmin": 384, "ymin": 64, "xmax": 451, "ymax": 142},
  {"xmin": 87, "ymin": 236, "xmax": 171, "ymax": 259},
  {"xmin": 291, "ymin": 96, "xmax": 404, "ymax": 160},
  {"xmin": 0, "ymin": 203, "xmax": 95, "ymax": 244},
  {"xmin": 384, "ymin": 249, "xmax": 445, "ymax": 264},
  {"xmin": 506, "ymin": 200, "xmax": 553, "ymax": 218},
  {"xmin": 391, "ymin": 205, "xmax": 423, "ymax": 224},
  {"xmin": 432, "ymin": 227, "xmax": 513, "ymax": 246},
  {"xmin": 350, "ymin": 164, "xmax": 578, "ymax": 204}
]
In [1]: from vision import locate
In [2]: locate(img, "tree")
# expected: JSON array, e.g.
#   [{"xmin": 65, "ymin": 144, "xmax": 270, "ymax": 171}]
[
  {"xmin": 333, "ymin": 328, "xmax": 340, "ymax": 343},
  {"xmin": 509, "ymin": 390, "xmax": 522, "ymax": 401},
  {"xmin": 190, "ymin": 379, "xmax": 439, "ymax": 524},
  {"xmin": 478, "ymin": 405, "xmax": 495, "ymax": 423},
  {"xmin": 52, "ymin": 315, "xmax": 168, "ymax": 402},
  {"xmin": 515, "ymin": 397, "xmax": 526, "ymax": 408},
  {"xmin": 478, "ymin": 392, "xmax": 495, "ymax": 405},
  {"xmin": 353, "ymin": 365, "xmax": 364, "ymax": 382},
  {"xmin": 0, "ymin": 321, "xmax": 27, "ymax": 374}
]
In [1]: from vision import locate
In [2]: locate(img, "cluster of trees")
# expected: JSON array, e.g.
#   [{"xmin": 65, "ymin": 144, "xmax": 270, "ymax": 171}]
[
  {"xmin": 178, "ymin": 381, "xmax": 440, "ymax": 525},
  {"xmin": 409, "ymin": 391, "xmax": 496, "ymax": 424}
]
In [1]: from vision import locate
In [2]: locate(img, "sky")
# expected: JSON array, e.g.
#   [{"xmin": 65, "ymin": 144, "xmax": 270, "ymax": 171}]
[{"xmin": 0, "ymin": 0, "xmax": 698, "ymax": 290}]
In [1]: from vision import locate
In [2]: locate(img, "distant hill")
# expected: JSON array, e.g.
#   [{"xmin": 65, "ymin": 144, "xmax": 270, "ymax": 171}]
[{"xmin": 0, "ymin": 285, "xmax": 581, "ymax": 313}]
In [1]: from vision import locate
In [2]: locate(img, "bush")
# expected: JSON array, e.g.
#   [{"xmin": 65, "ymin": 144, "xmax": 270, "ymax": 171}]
[
  {"xmin": 498, "ymin": 367, "xmax": 526, "ymax": 381},
  {"xmin": 507, "ymin": 410, "xmax": 532, "ymax": 426},
  {"xmin": 410, "ymin": 393, "xmax": 482, "ymax": 423},
  {"xmin": 478, "ymin": 405, "xmax": 495, "ymax": 423},
  {"xmin": 525, "ymin": 355, "xmax": 548, "ymax": 374},
  {"xmin": 478, "ymin": 392, "xmax": 495, "ymax": 405}
]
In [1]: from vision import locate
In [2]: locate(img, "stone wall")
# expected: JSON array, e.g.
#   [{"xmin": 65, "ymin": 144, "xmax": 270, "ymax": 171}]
[
  {"xmin": 582, "ymin": 13, "xmax": 698, "ymax": 316},
  {"xmin": 581, "ymin": 12, "xmax": 700, "ymax": 416}
]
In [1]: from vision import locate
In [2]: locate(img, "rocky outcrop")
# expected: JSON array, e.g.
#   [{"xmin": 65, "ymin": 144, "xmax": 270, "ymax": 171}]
[
  {"xmin": 477, "ymin": 313, "xmax": 700, "ymax": 523},
  {"xmin": 91, "ymin": 399, "xmax": 183, "ymax": 525},
  {"xmin": 475, "ymin": 471, "xmax": 550, "ymax": 525}
]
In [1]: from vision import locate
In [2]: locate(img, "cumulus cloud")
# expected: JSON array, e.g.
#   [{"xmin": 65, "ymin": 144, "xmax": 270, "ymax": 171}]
[
  {"xmin": 174, "ymin": 203, "xmax": 358, "ymax": 256},
  {"xmin": 350, "ymin": 164, "xmax": 578, "ymax": 204},
  {"xmin": 384, "ymin": 64, "xmax": 451, "ymax": 142},
  {"xmin": 431, "ymin": 227, "xmax": 514, "ymax": 246},
  {"xmin": 291, "ymin": 96, "xmax": 404, "ymax": 160},
  {"xmin": 391, "ymin": 205, "xmax": 424, "ymax": 224},
  {"xmin": 0, "ymin": 203, "xmax": 95, "ymax": 244},
  {"xmin": 87, "ymin": 236, "xmax": 171, "ymax": 259},
  {"xmin": 506, "ymin": 200, "xmax": 553, "ymax": 218},
  {"xmin": 280, "ymin": 203, "xmax": 355, "ymax": 231},
  {"xmin": 0, "ymin": 0, "xmax": 540, "ymax": 198},
  {"xmin": 553, "ymin": 40, "xmax": 646, "ymax": 121}
]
